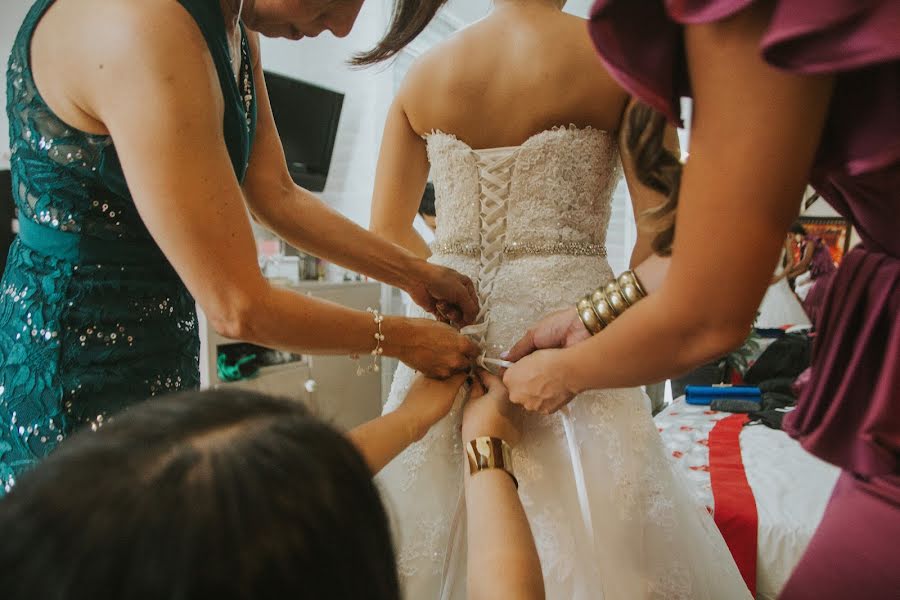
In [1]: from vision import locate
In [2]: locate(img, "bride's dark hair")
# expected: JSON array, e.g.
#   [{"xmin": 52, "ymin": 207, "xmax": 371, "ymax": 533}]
[
  {"xmin": 623, "ymin": 101, "xmax": 683, "ymax": 255},
  {"xmin": 351, "ymin": 0, "xmax": 449, "ymax": 66}
]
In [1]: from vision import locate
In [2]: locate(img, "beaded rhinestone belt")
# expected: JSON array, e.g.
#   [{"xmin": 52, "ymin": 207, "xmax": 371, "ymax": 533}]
[{"xmin": 430, "ymin": 239, "xmax": 607, "ymax": 258}]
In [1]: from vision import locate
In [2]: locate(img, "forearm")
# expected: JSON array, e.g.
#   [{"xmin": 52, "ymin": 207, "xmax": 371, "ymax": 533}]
[
  {"xmin": 561, "ymin": 291, "xmax": 747, "ymax": 393},
  {"xmin": 632, "ymin": 252, "xmax": 669, "ymax": 292},
  {"xmin": 347, "ymin": 409, "xmax": 420, "ymax": 474},
  {"xmin": 234, "ymin": 284, "xmax": 410, "ymax": 358},
  {"xmin": 373, "ymin": 225, "xmax": 432, "ymax": 260},
  {"xmin": 465, "ymin": 469, "xmax": 544, "ymax": 600},
  {"xmin": 252, "ymin": 185, "xmax": 424, "ymax": 290},
  {"xmin": 629, "ymin": 234, "xmax": 657, "ymax": 268}
]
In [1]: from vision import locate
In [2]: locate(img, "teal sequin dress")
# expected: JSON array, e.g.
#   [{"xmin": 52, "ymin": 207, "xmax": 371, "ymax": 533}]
[{"xmin": 0, "ymin": 0, "xmax": 257, "ymax": 494}]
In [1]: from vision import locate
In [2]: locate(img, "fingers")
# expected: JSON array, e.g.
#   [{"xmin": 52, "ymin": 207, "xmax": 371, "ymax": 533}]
[
  {"xmin": 468, "ymin": 377, "xmax": 486, "ymax": 400},
  {"xmin": 442, "ymin": 274, "xmax": 479, "ymax": 326},
  {"xmin": 504, "ymin": 329, "xmax": 537, "ymax": 363},
  {"xmin": 461, "ymin": 277, "xmax": 479, "ymax": 324},
  {"xmin": 444, "ymin": 372, "xmax": 469, "ymax": 393},
  {"xmin": 436, "ymin": 301, "xmax": 462, "ymax": 324},
  {"xmin": 443, "ymin": 339, "xmax": 478, "ymax": 377},
  {"xmin": 475, "ymin": 368, "xmax": 503, "ymax": 392}
]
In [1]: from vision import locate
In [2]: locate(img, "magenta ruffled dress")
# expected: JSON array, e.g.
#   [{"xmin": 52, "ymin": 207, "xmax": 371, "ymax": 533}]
[{"xmin": 589, "ymin": 1, "xmax": 900, "ymax": 597}]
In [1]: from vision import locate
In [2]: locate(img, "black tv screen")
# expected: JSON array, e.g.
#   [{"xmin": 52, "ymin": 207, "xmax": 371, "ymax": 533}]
[{"xmin": 264, "ymin": 71, "xmax": 344, "ymax": 192}]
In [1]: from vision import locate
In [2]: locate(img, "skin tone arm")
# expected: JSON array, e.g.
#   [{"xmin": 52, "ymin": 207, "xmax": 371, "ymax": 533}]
[
  {"xmin": 503, "ymin": 3, "xmax": 834, "ymax": 413},
  {"xmin": 241, "ymin": 34, "xmax": 466, "ymax": 313},
  {"xmin": 69, "ymin": 4, "xmax": 478, "ymax": 377},
  {"xmin": 462, "ymin": 371, "xmax": 543, "ymax": 600},
  {"xmin": 347, "ymin": 373, "xmax": 468, "ymax": 474},
  {"xmin": 369, "ymin": 91, "xmax": 434, "ymax": 259},
  {"xmin": 349, "ymin": 370, "xmax": 543, "ymax": 600}
]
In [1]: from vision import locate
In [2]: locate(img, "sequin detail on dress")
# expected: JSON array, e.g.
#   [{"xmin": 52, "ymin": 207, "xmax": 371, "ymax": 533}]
[{"xmin": 0, "ymin": 0, "xmax": 257, "ymax": 495}]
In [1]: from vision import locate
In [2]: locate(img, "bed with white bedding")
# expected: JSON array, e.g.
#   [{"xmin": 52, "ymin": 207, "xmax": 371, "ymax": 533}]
[{"xmin": 655, "ymin": 397, "xmax": 840, "ymax": 599}]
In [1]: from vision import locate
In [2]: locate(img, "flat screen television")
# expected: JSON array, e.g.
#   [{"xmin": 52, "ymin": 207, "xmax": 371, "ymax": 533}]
[{"xmin": 264, "ymin": 71, "xmax": 344, "ymax": 192}]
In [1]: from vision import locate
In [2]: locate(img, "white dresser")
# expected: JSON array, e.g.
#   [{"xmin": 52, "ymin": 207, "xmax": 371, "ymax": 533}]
[{"xmin": 198, "ymin": 281, "xmax": 384, "ymax": 432}]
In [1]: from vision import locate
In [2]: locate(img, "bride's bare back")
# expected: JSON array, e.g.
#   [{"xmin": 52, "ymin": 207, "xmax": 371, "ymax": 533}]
[
  {"xmin": 402, "ymin": 2, "xmax": 628, "ymax": 148},
  {"xmin": 369, "ymin": 0, "xmax": 669, "ymax": 264}
]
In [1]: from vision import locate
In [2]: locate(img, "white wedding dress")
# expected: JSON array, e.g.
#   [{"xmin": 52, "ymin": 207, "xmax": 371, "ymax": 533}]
[{"xmin": 377, "ymin": 127, "xmax": 752, "ymax": 600}]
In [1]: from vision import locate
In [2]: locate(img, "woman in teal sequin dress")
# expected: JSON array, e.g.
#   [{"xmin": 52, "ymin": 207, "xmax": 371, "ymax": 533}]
[{"xmin": 1, "ymin": 0, "xmax": 480, "ymax": 495}]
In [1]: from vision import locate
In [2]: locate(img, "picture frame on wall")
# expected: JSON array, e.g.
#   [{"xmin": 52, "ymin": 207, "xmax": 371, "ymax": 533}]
[{"xmin": 797, "ymin": 216, "xmax": 852, "ymax": 267}]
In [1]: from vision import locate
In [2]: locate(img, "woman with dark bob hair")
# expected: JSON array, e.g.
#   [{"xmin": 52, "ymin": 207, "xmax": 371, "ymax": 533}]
[{"xmin": 0, "ymin": 371, "xmax": 543, "ymax": 600}]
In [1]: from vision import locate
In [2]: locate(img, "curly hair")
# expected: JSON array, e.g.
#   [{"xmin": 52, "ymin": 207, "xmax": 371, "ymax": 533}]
[{"xmin": 623, "ymin": 102, "xmax": 683, "ymax": 255}]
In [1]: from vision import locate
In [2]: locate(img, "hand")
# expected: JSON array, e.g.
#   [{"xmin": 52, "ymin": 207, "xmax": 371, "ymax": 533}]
[
  {"xmin": 386, "ymin": 317, "xmax": 480, "ymax": 378},
  {"xmin": 397, "ymin": 373, "xmax": 470, "ymax": 441},
  {"xmin": 406, "ymin": 261, "xmax": 479, "ymax": 326},
  {"xmin": 504, "ymin": 307, "xmax": 589, "ymax": 362},
  {"xmin": 502, "ymin": 349, "xmax": 578, "ymax": 414},
  {"xmin": 463, "ymin": 370, "xmax": 522, "ymax": 446}
]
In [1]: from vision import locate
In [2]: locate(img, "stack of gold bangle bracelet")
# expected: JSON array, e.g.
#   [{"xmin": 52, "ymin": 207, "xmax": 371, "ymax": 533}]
[{"xmin": 576, "ymin": 270, "xmax": 648, "ymax": 335}]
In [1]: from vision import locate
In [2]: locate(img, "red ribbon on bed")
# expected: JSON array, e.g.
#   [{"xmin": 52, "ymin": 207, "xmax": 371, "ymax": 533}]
[{"xmin": 709, "ymin": 413, "xmax": 758, "ymax": 596}]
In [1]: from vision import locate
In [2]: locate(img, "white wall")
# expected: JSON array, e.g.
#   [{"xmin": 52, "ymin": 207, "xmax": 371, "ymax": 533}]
[
  {"xmin": 258, "ymin": 0, "xmax": 394, "ymax": 227},
  {"xmin": 1, "ymin": 0, "xmax": 33, "ymax": 170}
]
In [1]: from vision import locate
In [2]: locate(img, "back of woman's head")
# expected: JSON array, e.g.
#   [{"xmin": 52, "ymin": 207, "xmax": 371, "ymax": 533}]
[
  {"xmin": 0, "ymin": 389, "xmax": 399, "ymax": 600},
  {"xmin": 789, "ymin": 222, "xmax": 808, "ymax": 236}
]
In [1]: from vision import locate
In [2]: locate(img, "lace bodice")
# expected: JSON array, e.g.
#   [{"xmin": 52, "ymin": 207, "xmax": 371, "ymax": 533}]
[{"xmin": 427, "ymin": 126, "xmax": 620, "ymax": 257}]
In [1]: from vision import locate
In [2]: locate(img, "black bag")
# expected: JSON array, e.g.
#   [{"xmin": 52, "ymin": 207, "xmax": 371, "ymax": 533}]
[
  {"xmin": 760, "ymin": 391, "xmax": 796, "ymax": 411},
  {"xmin": 744, "ymin": 333, "xmax": 811, "ymax": 384},
  {"xmin": 747, "ymin": 409, "xmax": 787, "ymax": 430},
  {"xmin": 757, "ymin": 377, "xmax": 797, "ymax": 396},
  {"xmin": 710, "ymin": 398, "xmax": 762, "ymax": 413}
]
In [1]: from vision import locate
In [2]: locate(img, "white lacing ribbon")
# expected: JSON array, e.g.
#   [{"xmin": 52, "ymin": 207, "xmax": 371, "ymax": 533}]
[
  {"xmin": 436, "ymin": 148, "xmax": 600, "ymax": 599},
  {"xmin": 438, "ymin": 150, "xmax": 514, "ymax": 600}
]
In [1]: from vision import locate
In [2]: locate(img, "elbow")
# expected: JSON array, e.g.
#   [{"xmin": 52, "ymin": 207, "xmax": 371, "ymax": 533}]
[
  {"xmin": 206, "ymin": 288, "xmax": 266, "ymax": 342},
  {"xmin": 368, "ymin": 220, "xmax": 389, "ymax": 237},
  {"xmin": 690, "ymin": 325, "xmax": 749, "ymax": 365},
  {"xmin": 673, "ymin": 313, "xmax": 752, "ymax": 373},
  {"xmin": 369, "ymin": 222, "xmax": 402, "ymax": 245}
]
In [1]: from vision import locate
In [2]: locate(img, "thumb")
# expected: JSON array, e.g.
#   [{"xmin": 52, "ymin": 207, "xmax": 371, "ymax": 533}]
[
  {"xmin": 504, "ymin": 329, "xmax": 537, "ymax": 363},
  {"xmin": 476, "ymin": 368, "xmax": 504, "ymax": 393}
]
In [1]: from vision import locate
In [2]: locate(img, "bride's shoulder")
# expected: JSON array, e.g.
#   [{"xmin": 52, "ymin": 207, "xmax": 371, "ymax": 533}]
[{"xmin": 395, "ymin": 30, "xmax": 492, "ymax": 127}]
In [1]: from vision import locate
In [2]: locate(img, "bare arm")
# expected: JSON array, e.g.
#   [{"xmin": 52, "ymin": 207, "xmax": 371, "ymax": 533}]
[
  {"xmin": 348, "ymin": 374, "xmax": 468, "ymax": 474},
  {"xmin": 369, "ymin": 96, "xmax": 433, "ymax": 259},
  {"xmin": 241, "ymin": 36, "xmax": 475, "ymax": 322},
  {"xmin": 504, "ymin": 3, "xmax": 833, "ymax": 410},
  {"xmin": 462, "ymin": 373, "xmax": 544, "ymax": 600},
  {"xmin": 82, "ymin": 6, "xmax": 476, "ymax": 376}
]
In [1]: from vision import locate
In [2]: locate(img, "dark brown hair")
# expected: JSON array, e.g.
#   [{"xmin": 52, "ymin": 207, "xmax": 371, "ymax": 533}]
[
  {"xmin": 0, "ymin": 389, "xmax": 400, "ymax": 600},
  {"xmin": 351, "ymin": 0, "xmax": 449, "ymax": 66},
  {"xmin": 624, "ymin": 102, "xmax": 683, "ymax": 255}
]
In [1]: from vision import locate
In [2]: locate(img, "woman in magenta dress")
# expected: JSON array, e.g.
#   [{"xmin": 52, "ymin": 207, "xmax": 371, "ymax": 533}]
[{"xmin": 501, "ymin": 1, "xmax": 899, "ymax": 597}]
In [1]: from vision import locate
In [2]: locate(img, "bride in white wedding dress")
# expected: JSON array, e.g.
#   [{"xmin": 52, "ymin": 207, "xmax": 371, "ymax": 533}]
[{"xmin": 369, "ymin": 1, "xmax": 752, "ymax": 598}]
